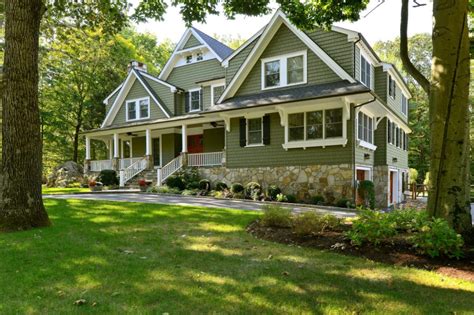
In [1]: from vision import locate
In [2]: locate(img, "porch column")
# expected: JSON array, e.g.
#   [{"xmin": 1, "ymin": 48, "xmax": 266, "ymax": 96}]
[
  {"xmin": 108, "ymin": 139, "xmax": 113, "ymax": 159},
  {"xmin": 113, "ymin": 133, "xmax": 120, "ymax": 170},
  {"xmin": 181, "ymin": 124, "xmax": 188, "ymax": 167},
  {"xmin": 84, "ymin": 136, "xmax": 91, "ymax": 172},
  {"xmin": 145, "ymin": 128, "xmax": 153, "ymax": 169}
]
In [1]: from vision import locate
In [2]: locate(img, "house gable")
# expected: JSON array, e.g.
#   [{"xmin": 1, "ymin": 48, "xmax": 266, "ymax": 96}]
[{"xmin": 182, "ymin": 34, "xmax": 202, "ymax": 49}]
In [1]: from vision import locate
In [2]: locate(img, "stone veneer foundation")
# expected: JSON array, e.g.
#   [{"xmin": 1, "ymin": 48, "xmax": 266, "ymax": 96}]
[
  {"xmin": 198, "ymin": 164, "xmax": 354, "ymax": 203},
  {"xmin": 373, "ymin": 165, "xmax": 389, "ymax": 208}
]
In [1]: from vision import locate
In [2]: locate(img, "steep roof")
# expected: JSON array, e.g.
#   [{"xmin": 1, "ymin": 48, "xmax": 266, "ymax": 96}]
[{"xmin": 191, "ymin": 27, "xmax": 234, "ymax": 60}]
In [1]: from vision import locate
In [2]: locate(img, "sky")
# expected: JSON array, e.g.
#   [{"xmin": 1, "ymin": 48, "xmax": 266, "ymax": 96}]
[{"xmin": 134, "ymin": 0, "xmax": 433, "ymax": 45}]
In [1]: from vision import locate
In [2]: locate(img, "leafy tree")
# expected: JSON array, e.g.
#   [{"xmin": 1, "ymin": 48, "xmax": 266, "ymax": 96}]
[
  {"xmin": 373, "ymin": 34, "xmax": 431, "ymax": 181},
  {"xmin": 212, "ymin": 34, "xmax": 247, "ymax": 50}
]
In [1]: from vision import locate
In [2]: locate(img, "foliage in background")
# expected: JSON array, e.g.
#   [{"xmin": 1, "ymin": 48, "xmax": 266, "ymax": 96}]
[{"xmin": 373, "ymin": 34, "xmax": 432, "ymax": 181}]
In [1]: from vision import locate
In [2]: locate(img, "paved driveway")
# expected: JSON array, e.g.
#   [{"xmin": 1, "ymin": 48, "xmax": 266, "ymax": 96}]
[{"xmin": 44, "ymin": 193, "xmax": 357, "ymax": 218}]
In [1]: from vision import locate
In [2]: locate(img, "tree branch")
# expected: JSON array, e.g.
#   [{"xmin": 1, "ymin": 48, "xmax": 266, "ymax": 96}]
[{"xmin": 400, "ymin": 0, "xmax": 431, "ymax": 94}]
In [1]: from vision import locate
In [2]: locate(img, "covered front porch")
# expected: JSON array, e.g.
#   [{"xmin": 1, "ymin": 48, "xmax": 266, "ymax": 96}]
[{"xmin": 84, "ymin": 122, "xmax": 226, "ymax": 186}]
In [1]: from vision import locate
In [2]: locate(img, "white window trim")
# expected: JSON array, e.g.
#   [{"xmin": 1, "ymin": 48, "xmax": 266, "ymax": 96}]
[
  {"xmin": 359, "ymin": 52, "xmax": 372, "ymax": 89},
  {"xmin": 356, "ymin": 110, "xmax": 377, "ymax": 151},
  {"xmin": 210, "ymin": 84, "xmax": 225, "ymax": 106},
  {"xmin": 356, "ymin": 165, "xmax": 373, "ymax": 181},
  {"xmin": 388, "ymin": 75, "xmax": 396, "ymax": 100},
  {"xmin": 246, "ymin": 117, "xmax": 264, "ymax": 147},
  {"xmin": 188, "ymin": 88, "xmax": 201, "ymax": 113},
  {"xmin": 125, "ymin": 97, "xmax": 150, "ymax": 122},
  {"xmin": 401, "ymin": 95, "xmax": 408, "ymax": 117},
  {"xmin": 261, "ymin": 50, "xmax": 307, "ymax": 90}
]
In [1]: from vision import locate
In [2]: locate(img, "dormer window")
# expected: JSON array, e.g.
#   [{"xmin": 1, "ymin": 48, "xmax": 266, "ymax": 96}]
[
  {"xmin": 186, "ymin": 55, "xmax": 193, "ymax": 64},
  {"xmin": 261, "ymin": 51, "xmax": 307, "ymax": 90},
  {"xmin": 196, "ymin": 52, "xmax": 203, "ymax": 61},
  {"xmin": 126, "ymin": 97, "xmax": 150, "ymax": 121},
  {"xmin": 389, "ymin": 75, "xmax": 396, "ymax": 99},
  {"xmin": 360, "ymin": 55, "xmax": 372, "ymax": 87}
]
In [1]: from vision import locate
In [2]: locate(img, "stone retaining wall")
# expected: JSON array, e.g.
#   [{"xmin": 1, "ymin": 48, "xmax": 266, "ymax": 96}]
[{"xmin": 198, "ymin": 164, "xmax": 354, "ymax": 203}]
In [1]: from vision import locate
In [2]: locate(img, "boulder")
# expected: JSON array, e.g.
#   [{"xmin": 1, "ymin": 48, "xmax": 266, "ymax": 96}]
[{"xmin": 47, "ymin": 161, "xmax": 85, "ymax": 187}]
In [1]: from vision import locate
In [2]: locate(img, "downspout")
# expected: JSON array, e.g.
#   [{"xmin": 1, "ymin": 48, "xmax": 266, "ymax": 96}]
[{"xmin": 351, "ymin": 95, "xmax": 376, "ymax": 205}]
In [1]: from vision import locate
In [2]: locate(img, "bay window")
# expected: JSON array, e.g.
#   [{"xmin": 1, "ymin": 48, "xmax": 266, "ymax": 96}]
[
  {"xmin": 262, "ymin": 51, "xmax": 307, "ymax": 89},
  {"xmin": 126, "ymin": 97, "xmax": 150, "ymax": 121}
]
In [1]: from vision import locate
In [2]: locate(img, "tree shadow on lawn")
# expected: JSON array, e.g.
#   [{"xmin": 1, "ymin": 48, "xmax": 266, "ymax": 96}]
[{"xmin": 0, "ymin": 198, "xmax": 472, "ymax": 314}]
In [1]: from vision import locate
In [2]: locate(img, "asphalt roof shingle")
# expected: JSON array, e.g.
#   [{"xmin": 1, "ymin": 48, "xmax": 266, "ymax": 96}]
[{"xmin": 192, "ymin": 27, "xmax": 234, "ymax": 60}]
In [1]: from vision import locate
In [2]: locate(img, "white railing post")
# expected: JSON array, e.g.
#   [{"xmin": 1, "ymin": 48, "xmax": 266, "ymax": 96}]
[
  {"xmin": 157, "ymin": 168, "xmax": 162, "ymax": 186},
  {"xmin": 119, "ymin": 169, "xmax": 125, "ymax": 187}
]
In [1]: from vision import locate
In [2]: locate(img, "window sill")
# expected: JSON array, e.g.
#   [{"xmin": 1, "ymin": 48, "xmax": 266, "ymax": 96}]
[
  {"xmin": 282, "ymin": 138, "xmax": 347, "ymax": 150},
  {"xmin": 262, "ymin": 80, "xmax": 306, "ymax": 91},
  {"xmin": 126, "ymin": 117, "xmax": 150, "ymax": 122},
  {"xmin": 245, "ymin": 143, "xmax": 264, "ymax": 148},
  {"xmin": 357, "ymin": 140, "xmax": 377, "ymax": 151},
  {"xmin": 188, "ymin": 109, "xmax": 201, "ymax": 113}
]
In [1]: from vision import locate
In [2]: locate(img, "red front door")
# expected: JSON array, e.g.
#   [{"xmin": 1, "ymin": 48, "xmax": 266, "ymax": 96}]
[
  {"xmin": 187, "ymin": 135, "xmax": 203, "ymax": 153},
  {"xmin": 390, "ymin": 171, "xmax": 394, "ymax": 204}
]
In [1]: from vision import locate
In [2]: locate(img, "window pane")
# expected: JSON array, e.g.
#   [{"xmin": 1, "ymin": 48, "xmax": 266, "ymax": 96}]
[
  {"xmin": 190, "ymin": 91, "xmax": 200, "ymax": 110},
  {"xmin": 139, "ymin": 99, "xmax": 148, "ymax": 118},
  {"xmin": 288, "ymin": 113, "xmax": 304, "ymax": 141},
  {"xmin": 264, "ymin": 60, "xmax": 280, "ymax": 87},
  {"xmin": 325, "ymin": 108, "xmax": 343, "ymax": 138},
  {"xmin": 368, "ymin": 118, "xmax": 373, "ymax": 143},
  {"xmin": 248, "ymin": 118, "xmax": 261, "ymax": 132},
  {"xmin": 306, "ymin": 111, "xmax": 322, "ymax": 139},
  {"xmin": 287, "ymin": 55, "xmax": 304, "ymax": 84},
  {"xmin": 128, "ymin": 102, "xmax": 136, "ymax": 120},
  {"xmin": 247, "ymin": 118, "xmax": 262, "ymax": 145}
]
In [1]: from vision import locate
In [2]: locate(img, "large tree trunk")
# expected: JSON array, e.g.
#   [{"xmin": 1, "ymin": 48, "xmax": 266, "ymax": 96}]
[
  {"xmin": 428, "ymin": 0, "xmax": 471, "ymax": 233},
  {"xmin": 0, "ymin": 0, "xmax": 50, "ymax": 231}
]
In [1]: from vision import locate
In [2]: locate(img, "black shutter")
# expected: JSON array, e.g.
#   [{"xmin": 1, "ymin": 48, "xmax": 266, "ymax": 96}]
[
  {"xmin": 387, "ymin": 120, "xmax": 391, "ymax": 143},
  {"xmin": 263, "ymin": 115, "xmax": 270, "ymax": 145},
  {"xmin": 199, "ymin": 89, "xmax": 203, "ymax": 111},
  {"xmin": 184, "ymin": 92, "xmax": 190, "ymax": 113},
  {"xmin": 239, "ymin": 118, "xmax": 246, "ymax": 147}
]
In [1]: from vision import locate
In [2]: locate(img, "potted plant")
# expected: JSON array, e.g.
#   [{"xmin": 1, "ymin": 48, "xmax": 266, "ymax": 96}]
[
  {"xmin": 89, "ymin": 180, "xmax": 102, "ymax": 192},
  {"xmin": 138, "ymin": 179, "xmax": 148, "ymax": 192}
]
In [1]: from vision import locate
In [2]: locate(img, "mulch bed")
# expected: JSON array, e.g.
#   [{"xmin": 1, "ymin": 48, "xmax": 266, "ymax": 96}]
[{"xmin": 247, "ymin": 221, "xmax": 474, "ymax": 282}]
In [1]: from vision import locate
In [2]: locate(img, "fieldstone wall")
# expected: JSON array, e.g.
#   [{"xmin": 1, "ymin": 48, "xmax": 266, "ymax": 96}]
[
  {"xmin": 198, "ymin": 164, "xmax": 353, "ymax": 202},
  {"xmin": 373, "ymin": 165, "xmax": 389, "ymax": 208}
]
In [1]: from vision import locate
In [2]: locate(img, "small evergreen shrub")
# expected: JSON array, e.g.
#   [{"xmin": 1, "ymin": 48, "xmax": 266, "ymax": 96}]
[
  {"xmin": 260, "ymin": 205, "xmax": 292, "ymax": 228},
  {"xmin": 387, "ymin": 209, "xmax": 429, "ymax": 231},
  {"xmin": 411, "ymin": 218, "xmax": 464, "ymax": 258},
  {"xmin": 231, "ymin": 183, "xmax": 244, "ymax": 194},
  {"xmin": 186, "ymin": 181, "xmax": 200, "ymax": 189},
  {"xmin": 215, "ymin": 181, "xmax": 228, "ymax": 191},
  {"xmin": 199, "ymin": 179, "xmax": 211, "ymax": 191},
  {"xmin": 267, "ymin": 185, "xmax": 282, "ymax": 200},
  {"xmin": 336, "ymin": 198, "xmax": 350, "ymax": 208},
  {"xmin": 97, "ymin": 169, "xmax": 119, "ymax": 186},
  {"xmin": 346, "ymin": 209, "xmax": 397, "ymax": 246},
  {"xmin": 293, "ymin": 212, "xmax": 341, "ymax": 236},
  {"xmin": 358, "ymin": 180, "xmax": 375, "ymax": 209},
  {"xmin": 310, "ymin": 195, "xmax": 325, "ymax": 205},
  {"xmin": 286, "ymin": 194, "xmax": 297, "ymax": 203},
  {"xmin": 165, "ymin": 175, "xmax": 186, "ymax": 191},
  {"xmin": 245, "ymin": 182, "xmax": 262, "ymax": 200}
]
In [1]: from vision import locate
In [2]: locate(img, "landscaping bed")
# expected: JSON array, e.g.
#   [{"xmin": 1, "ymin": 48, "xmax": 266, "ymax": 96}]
[{"xmin": 248, "ymin": 218, "xmax": 474, "ymax": 282}]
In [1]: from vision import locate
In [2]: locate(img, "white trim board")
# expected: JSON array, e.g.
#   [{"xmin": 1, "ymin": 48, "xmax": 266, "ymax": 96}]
[{"xmin": 218, "ymin": 9, "xmax": 355, "ymax": 103}]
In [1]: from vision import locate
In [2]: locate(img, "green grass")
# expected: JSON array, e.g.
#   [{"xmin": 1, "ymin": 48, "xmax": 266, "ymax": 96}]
[
  {"xmin": 42, "ymin": 187, "xmax": 89, "ymax": 194},
  {"xmin": 0, "ymin": 199, "xmax": 473, "ymax": 314}
]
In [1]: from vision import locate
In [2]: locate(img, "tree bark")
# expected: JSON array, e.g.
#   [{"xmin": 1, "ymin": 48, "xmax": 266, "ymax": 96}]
[
  {"xmin": 428, "ymin": 0, "xmax": 472, "ymax": 233},
  {"xmin": 0, "ymin": 0, "xmax": 50, "ymax": 231},
  {"xmin": 72, "ymin": 101, "xmax": 84, "ymax": 163}
]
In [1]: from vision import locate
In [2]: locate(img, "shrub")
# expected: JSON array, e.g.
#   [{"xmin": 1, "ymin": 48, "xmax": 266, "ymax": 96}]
[
  {"xmin": 286, "ymin": 194, "xmax": 297, "ymax": 203},
  {"xmin": 245, "ymin": 182, "xmax": 262, "ymax": 200},
  {"xmin": 358, "ymin": 180, "xmax": 375, "ymax": 209},
  {"xmin": 336, "ymin": 198, "xmax": 350, "ymax": 208},
  {"xmin": 260, "ymin": 205, "xmax": 292, "ymax": 228},
  {"xmin": 199, "ymin": 179, "xmax": 211, "ymax": 191},
  {"xmin": 293, "ymin": 212, "xmax": 341, "ymax": 236},
  {"xmin": 346, "ymin": 209, "xmax": 397, "ymax": 246},
  {"xmin": 423, "ymin": 172, "xmax": 431, "ymax": 189},
  {"xmin": 97, "ymin": 169, "xmax": 119, "ymax": 186},
  {"xmin": 411, "ymin": 218, "xmax": 464, "ymax": 258},
  {"xmin": 187, "ymin": 181, "xmax": 200, "ymax": 189},
  {"xmin": 215, "ymin": 181, "xmax": 228, "ymax": 191},
  {"xmin": 165, "ymin": 175, "xmax": 186, "ymax": 191},
  {"xmin": 408, "ymin": 168, "xmax": 418, "ymax": 185},
  {"xmin": 231, "ymin": 183, "xmax": 244, "ymax": 194},
  {"xmin": 182, "ymin": 189, "xmax": 198, "ymax": 196},
  {"xmin": 267, "ymin": 185, "xmax": 282, "ymax": 200},
  {"xmin": 310, "ymin": 195, "xmax": 325, "ymax": 205},
  {"xmin": 276, "ymin": 193, "xmax": 287, "ymax": 202},
  {"xmin": 148, "ymin": 185, "xmax": 178, "ymax": 194},
  {"xmin": 387, "ymin": 209, "xmax": 429, "ymax": 232},
  {"xmin": 68, "ymin": 182, "xmax": 82, "ymax": 188}
]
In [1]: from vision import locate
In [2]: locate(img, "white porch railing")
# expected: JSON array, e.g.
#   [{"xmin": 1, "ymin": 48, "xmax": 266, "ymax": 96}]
[
  {"xmin": 120, "ymin": 157, "xmax": 148, "ymax": 186},
  {"xmin": 188, "ymin": 152, "xmax": 224, "ymax": 167},
  {"xmin": 120, "ymin": 157, "xmax": 143, "ymax": 169},
  {"xmin": 157, "ymin": 155, "xmax": 183, "ymax": 185},
  {"xmin": 90, "ymin": 159, "xmax": 113, "ymax": 172}
]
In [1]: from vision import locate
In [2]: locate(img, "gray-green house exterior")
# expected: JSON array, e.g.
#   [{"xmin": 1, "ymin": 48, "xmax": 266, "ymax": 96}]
[{"xmin": 84, "ymin": 10, "xmax": 411, "ymax": 207}]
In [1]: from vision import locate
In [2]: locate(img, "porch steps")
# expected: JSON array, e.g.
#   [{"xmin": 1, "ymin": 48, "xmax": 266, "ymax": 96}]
[{"xmin": 125, "ymin": 169, "xmax": 157, "ymax": 188}]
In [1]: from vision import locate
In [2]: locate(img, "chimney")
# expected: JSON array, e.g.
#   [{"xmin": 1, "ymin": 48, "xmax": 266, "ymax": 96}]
[{"xmin": 128, "ymin": 60, "xmax": 147, "ymax": 73}]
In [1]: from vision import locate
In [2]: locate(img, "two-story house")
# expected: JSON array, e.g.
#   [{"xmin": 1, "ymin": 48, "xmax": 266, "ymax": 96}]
[{"xmin": 83, "ymin": 10, "xmax": 411, "ymax": 207}]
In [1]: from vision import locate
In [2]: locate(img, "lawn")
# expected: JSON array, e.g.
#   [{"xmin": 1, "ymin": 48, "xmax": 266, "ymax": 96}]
[
  {"xmin": 0, "ymin": 199, "xmax": 473, "ymax": 314},
  {"xmin": 42, "ymin": 187, "xmax": 89, "ymax": 194}
]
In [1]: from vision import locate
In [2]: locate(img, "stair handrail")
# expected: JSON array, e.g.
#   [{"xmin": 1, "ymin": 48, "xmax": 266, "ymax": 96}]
[
  {"xmin": 119, "ymin": 157, "xmax": 148, "ymax": 186},
  {"xmin": 157, "ymin": 155, "xmax": 183, "ymax": 185}
]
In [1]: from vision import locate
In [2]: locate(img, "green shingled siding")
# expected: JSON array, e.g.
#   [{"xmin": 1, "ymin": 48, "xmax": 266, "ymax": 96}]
[
  {"xmin": 354, "ymin": 47, "xmax": 360, "ymax": 82},
  {"xmin": 306, "ymin": 29, "xmax": 354, "ymax": 76},
  {"xmin": 387, "ymin": 78, "xmax": 408, "ymax": 123},
  {"xmin": 110, "ymin": 79, "xmax": 167, "ymax": 126},
  {"xmin": 167, "ymin": 59, "xmax": 225, "ymax": 114},
  {"xmin": 387, "ymin": 143, "xmax": 408, "ymax": 169},
  {"xmin": 142, "ymin": 76, "xmax": 175, "ymax": 115},
  {"xmin": 225, "ymin": 37, "xmax": 259, "ymax": 86},
  {"xmin": 106, "ymin": 88, "xmax": 120, "ymax": 115},
  {"xmin": 225, "ymin": 113, "xmax": 354, "ymax": 168},
  {"xmin": 183, "ymin": 34, "xmax": 201, "ymax": 49},
  {"xmin": 374, "ymin": 66, "xmax": 387, "ymax": 102},
  {"xmin": 202, "ymin": 86, "xmax": 212, "ymax": 111},
  {"xmin": 235, "ymin": 24, "xmax": 341, "ymax": 97},
  {"xmin": 203, "ymin": 128, "xmax": 225, "ymax": 152},
  {"xmin": 374, "ymin": 118, "xmax": 388, "ymax": 166}
]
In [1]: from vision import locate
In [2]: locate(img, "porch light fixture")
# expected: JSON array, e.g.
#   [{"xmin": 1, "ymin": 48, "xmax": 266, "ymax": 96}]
[
  {"xmin": 392, "ymin": 157, "xmax": 398, "ymax": 163},
  {"xmin": 364, "ymin": 153, "xmax": 370, "ymax": 160}
]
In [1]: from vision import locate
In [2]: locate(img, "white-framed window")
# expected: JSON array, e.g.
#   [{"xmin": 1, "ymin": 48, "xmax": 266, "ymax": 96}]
[
  {"xmin": 287, "ymin": 108, "xmax": 342, "ymax": 142},
  {"xmin": 401, "ymin": 94, "xmax": 408, "ymax": 116},
  {"xmin": 360, "ymin": 55, "xmax": 372, "ymax": 87},
  {"xmin": 211, "ymin": 84, "xmax": 225, "ymax": 105},
  {"xmin": 126, "ymin": 97, "xmax": 150, "ymax": 121},
  {"xmin": 246, "ymin": 117, "xmax": 263, "ymax": 146},
  {"xmin": 196, "ymin": 52, "xmax": 203, "ymax": 61},
  {"xmin": 358, "ymin": 111, "xmax": 374, "ymax": 144},
  {"xmin": 388, "ymin": 75, "xmax": 396, "ymax": 99},
  {"xmin": 186, "ymin": 55, "xmax": 193, "ymax": 64},
  {"xmin": 261, "ymin": 50, "xmax": 307, "ymax": 90},
  {"xmin": 189, "ymin": 89, "xmax": 201, "ymax": 112}
]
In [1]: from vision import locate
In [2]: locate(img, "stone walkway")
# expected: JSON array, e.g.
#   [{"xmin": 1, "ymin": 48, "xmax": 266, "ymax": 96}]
[{"xmin": 44, "ymin": 193, "xmax": 357, "ymax": 218}]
